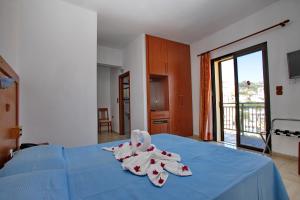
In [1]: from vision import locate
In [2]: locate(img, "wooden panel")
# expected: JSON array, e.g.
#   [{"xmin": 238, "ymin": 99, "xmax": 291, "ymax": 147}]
[
  {"xmin": 146, "ymin": 35, "xmax": 169, "ymax": 133},
  {"xmin": 151, "ymin": 119, "xmax": 169, "ymax": 134},
  {"xmin": 168, "ymin": 41, "xmax": 193, "ymax": 136},
  {"xmin": 151, "ymin": 111, "xmax": 169, "ymax": 119},
  {"xmin": 147, "ymin": 35, "xmax": 168, "ymax": 76},
  {"xmin": 0, "ymin": 56, "xmax": 20, "ymax": 168}
]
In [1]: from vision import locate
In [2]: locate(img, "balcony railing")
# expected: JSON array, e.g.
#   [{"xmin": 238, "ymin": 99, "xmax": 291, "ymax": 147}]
[{"xmin": 223, "ymin": 102, "xmax": 265, "ymax": 134}]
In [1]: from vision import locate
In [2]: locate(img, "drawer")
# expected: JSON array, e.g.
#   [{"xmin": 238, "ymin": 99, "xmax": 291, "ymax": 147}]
[
  {"xmin": 151, "ymin": 119, "xmax": 169, "ymax": 134},
  {"xmin": 151, "ymin": 111, "xmax": 169, "ymax": 119}
]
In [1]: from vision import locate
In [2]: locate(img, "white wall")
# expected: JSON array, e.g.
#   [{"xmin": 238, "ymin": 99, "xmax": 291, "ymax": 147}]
[
  {"xmin": 0, "ymin": 0, "xmax": 20, "ymax": 73},
  {"xmin": 18, "ymin": 0, "xmax": 98, "ymax": 147},
  {"xmin": 97, "ymin": 66, "xmax": 111, "ymax": 115},
  {"xmin": 122, "ymin": 34, "xmax": 148, "ymax": 131},
  {"xmin": 97, "ymin": 45, "xmax": 123, "ymax": 67},
  {"xmin": 191, "ymin": 0, "xmax": 300, "ymax": 156}
]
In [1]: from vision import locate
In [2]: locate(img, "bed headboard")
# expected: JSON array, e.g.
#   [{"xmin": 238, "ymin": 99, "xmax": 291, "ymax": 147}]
[{"xmin": 0, "ymin": 55, "xmax": 20, "ymax": 168}]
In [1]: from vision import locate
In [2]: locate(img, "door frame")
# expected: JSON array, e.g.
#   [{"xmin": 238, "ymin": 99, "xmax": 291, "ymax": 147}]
[
  {"xmin": 217, "ymin": 57, "xmax": 234, "ymax": 142},
  {"xmin": 119, "ymin": 71, "xmax": 131, "ymax": 135},
  {"xmin": 211, "ymin": 42, "xmax": 271, "ymax": 152}
]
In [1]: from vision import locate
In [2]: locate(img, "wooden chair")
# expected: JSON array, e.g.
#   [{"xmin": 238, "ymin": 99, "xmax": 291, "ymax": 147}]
[{"xmin": 98, "ymin": 108, "xmax": 112, "ymax": 133}]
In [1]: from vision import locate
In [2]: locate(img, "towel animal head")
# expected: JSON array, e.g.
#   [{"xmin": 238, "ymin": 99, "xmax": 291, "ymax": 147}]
[{"xmin": 131, "ymin": 130, "xmax": 151, "ymax": 152}]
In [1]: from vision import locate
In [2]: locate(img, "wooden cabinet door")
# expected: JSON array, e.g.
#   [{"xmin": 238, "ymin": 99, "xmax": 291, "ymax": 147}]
[
  {"xmin": 168, "ymin": 41, "xmax": 193, "ymax": 136},
  {"xmin": 147, "ymin": 35, "xmax": 168, "ymax": 75}
]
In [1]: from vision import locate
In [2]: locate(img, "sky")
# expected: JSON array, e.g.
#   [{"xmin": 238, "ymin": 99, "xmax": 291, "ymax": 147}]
[
  {"xmin": 221, "ymin": 50, "xmax": 264, "ymax": 84},
  {"xmin": 221, "ymin": 50, "xmax": 265, "ymax": 103},
  {"xmin": 237, "ymin": 51, "xmax": 264, "ymax": 83}
]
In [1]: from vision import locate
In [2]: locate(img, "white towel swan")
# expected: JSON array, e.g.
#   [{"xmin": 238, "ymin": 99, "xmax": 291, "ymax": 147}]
[{"xmin": 103, "ymin": 130, "xmax": 192, "ymax": 187}]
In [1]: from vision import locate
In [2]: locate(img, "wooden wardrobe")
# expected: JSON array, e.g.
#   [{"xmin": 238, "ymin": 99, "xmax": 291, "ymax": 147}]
[{"xmin": 146, "ymin": 35, "xmax": 193, "ymax": 136}]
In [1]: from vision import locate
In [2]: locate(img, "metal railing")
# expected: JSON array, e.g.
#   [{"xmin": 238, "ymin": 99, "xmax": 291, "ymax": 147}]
[{"xmin": 223, "ymin": 102, "xmax": 265, "ymax": 134}]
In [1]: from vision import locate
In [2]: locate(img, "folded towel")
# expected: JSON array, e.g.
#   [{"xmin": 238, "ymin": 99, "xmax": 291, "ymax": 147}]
[{"xmin": 103, "ymin": 130, "xmax": 192, "ymax": 187}]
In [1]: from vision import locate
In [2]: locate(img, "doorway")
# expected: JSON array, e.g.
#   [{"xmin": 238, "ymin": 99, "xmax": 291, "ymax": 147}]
[
  {"xmin": 97, "ymin": 65, "xmax": 129, "ymax": 143},
  {"xmin": 119, "ymin": 71, "xmax": 131, "ymax": 136},
  {"xmin": 212, "ymin": 43, "xmax": 271, "ymax": 151}
]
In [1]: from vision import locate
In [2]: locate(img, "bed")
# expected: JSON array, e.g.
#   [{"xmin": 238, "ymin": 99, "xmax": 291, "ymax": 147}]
[
  {"xmin": 0, "ymin": 134, "xmax": 288, "ymax": 200},
  {"xmin": 0, "ymin": 56, "xmax": 288, "ymax": 199}
]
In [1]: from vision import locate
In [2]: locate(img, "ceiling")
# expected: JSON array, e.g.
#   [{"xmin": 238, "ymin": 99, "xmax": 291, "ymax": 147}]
[{"xmin": 63, "ymin": 0, "xmax": 278, "ymax": 48}]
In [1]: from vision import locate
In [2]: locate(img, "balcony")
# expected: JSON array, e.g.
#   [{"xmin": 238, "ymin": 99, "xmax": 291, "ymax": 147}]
[{"xmin": 223, "ymin": 102, "xmax": 265, "ymax": 149}]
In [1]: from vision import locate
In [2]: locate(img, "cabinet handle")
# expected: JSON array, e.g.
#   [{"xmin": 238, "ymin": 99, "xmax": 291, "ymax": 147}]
[{"xmin": 153, "ymin": 120, "xmax": 168, "ymax": 124}]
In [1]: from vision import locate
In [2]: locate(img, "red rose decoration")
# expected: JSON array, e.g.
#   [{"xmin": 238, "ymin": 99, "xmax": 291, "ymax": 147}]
[
  {"xmin": 153, "ymin": 170, "xmax": 159, "ymax": 175},
  {"xmin": 160, "ymin": 163, "xmax": 165, "ymax": 168},
  {"xmin": 182, "ymin": 166, "xmax": 189, "ymax": 171},
  {"xmin": 112, "ymin": 147, "xmax": 114, "ymax": 150},
  {"xmin": 118, "ymin": 144, "xmax": 123, "ymax": 148},
  {"xmin": 158, "ymin": 178, "xmax": 164, "ymax": 184},
  {"xmin": 134, "ymin": 165, "xmax": 140, "ymax": 172},
  {"xmin": 167, "ymin": 153, "xmax": 172, "ymax": 157},
  {"xmin": 150, "ymin": 159, "xmax": 155, "ymax": 164},
  {"xmin": 147, "ymin": 146, "xmax": 154, "ymax": 152},
  {"xmin": 137, "ymin": 142, "xmax": 141, "ymax": 147},
  {"xmin": 161, "ymin": 151, "xmax": 167, "ymax": 155},
  {"xmin": 129, "ymin": 142, "xmax": 132, "ymax": 146},
  {"xmin": 133, "ymin": 153, "xmax": 138, "ymax": 157}
]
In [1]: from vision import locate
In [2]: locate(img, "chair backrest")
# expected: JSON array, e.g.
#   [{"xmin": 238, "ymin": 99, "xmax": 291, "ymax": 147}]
[{"xmin": 98, "ymin": 108, "xmax": 109, "ymax": 120}]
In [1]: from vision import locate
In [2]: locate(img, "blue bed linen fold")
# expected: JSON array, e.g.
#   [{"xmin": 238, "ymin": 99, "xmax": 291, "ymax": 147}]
[
  {"xmin": 0, "ymin": 169, "xmax": 69, "ymax": 200},
  {"xmin": 63, "ymin": 134, "xmax": 289, "ymax": 200},
  {"xmin": 0, "ymin": 145, "xmax": 65, "ymax": 177}
]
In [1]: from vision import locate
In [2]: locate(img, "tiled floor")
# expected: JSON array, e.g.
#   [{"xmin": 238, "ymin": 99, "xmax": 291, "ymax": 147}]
[
  {"xmin": 98, "ymin": 131, "xmax": 130, "ymax": 143},
  {"xmin": 99, "ymin": 133, "xmax": 300, "ymax": 200},
  {"xmin": 272, "ymin": 154, "xmax": 300, "ymax": 200}
]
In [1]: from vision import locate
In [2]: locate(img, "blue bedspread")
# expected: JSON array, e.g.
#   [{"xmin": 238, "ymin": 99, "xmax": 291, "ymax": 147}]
[{"xmin": 0, "ymin": 134, "xmax": 289, "ymax": 200}]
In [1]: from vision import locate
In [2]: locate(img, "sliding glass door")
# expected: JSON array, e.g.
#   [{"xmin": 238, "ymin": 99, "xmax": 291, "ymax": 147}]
[
  {"xmin": 214, "ymin": 43, "xmax": 270, "ymax": 151},
  {"xmin": 218, "ymin": 58, "xmax": 236, "ymax": 144},
  {"xmin": 235, "ymin": 44, "xmax": 270, "ymax": 151}
]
